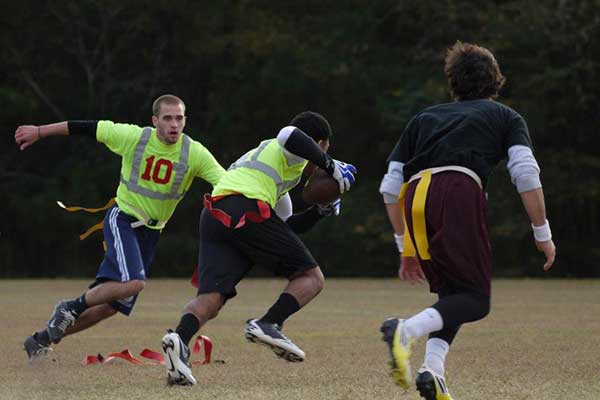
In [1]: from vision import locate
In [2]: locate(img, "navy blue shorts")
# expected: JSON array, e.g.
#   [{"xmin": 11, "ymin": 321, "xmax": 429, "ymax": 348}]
[
  {"xmin": 196, "ymin": 195, "xmax": 318, "ymax": 300},
  {"xmin": 93, "ymin": 206, "xmax": 160, "ymax": 315}
]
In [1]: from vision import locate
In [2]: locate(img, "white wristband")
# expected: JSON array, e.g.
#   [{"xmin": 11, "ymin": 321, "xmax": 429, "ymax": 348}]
[
  {"xmin": 394, "ymin": 233, "xmax": 404, "ymax": 253},
  {"xmin": 532, "ymin": 219, "xmax": 552, "ymax": 242}
]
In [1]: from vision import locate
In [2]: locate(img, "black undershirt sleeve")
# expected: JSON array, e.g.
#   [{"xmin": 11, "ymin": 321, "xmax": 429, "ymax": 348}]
[
  {"xmin": 68, "ymin": 120, "xmax": 98, "ymax": 138},
  {"xmin": 286, "ymin": 206, "xmax": 324, "ymax": 234},
  {"xmin": 283, "ymin": 128, "xmax": 335, "ymax": 175}
]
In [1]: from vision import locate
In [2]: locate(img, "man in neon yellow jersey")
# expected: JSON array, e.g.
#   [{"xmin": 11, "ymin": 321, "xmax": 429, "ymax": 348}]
[
  {"xmin": 161, "ymin": 111, "xmax": 357, "ymax": 386},
  {"xmin": 15, "ymin": 94, "xmax": 225, "ymax": 360}
]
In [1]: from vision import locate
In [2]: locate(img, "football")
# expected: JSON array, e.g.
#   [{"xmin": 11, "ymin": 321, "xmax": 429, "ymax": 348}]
[{"xmin": 302, "ymin": 168, "xmax": 340, "ymax": 205}]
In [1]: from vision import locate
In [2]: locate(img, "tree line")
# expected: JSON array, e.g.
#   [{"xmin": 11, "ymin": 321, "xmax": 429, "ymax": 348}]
[{"xmin": 1, "ymin": 0, "xmax": 599, "ymax": 277}]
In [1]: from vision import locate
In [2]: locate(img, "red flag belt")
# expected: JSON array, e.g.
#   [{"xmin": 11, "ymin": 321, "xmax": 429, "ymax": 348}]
[
  {"xmin": 203, "ymin": 194, "xmax": 271, "ymax": 229},
  {"xmin": 82, "ymin": 335, "xmax": 214, "ymax": 366}
]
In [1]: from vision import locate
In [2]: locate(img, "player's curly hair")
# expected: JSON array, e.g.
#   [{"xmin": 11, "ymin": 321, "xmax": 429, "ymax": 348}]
[
  {"xmin": 290, "ymin": 111, "xmax": 332, "ymax": 143},
  {"xmin": 444, "ymin": 42, "xmax": 506, "ymax": 101}
]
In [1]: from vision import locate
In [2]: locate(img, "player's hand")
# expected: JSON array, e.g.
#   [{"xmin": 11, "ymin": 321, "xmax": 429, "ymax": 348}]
[
  {"xmin": 399, "ymin": 255, "xmax": 426, "ymax": 284},
  {"xmin": 15, "ymin": 125, "xmax": 41, "ymax": 151},
  {"xmin": 535, "ymin": 239, "xmax": 556, "ymax": 271},
  {"xmin": 317, "ymin": 198, "xmax": 341, "ymax": 216},
  {"xmin": 331, "ymin": 160, "xmax": 357, "ymax": 194}
]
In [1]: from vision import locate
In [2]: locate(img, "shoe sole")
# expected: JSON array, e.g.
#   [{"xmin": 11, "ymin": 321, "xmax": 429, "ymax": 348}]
[
  {"xmin": 245, "ymin": 331, "xmax": 304, "ymax": 362},
  {"xmin": 416, "ymin": 371, "xmax": 437, "ymax": 400},
  {"xmin": 380, "ymin": 319, "xmax": 411, "ymax": 389},
  {"xmin": 416, "ymin": 370, "xmax": 453, "ymax": 400},
  {"xmin": 161, "ymin": 335, "xmax": 197, "ymax": 385},
  {"xmin": 24, "ymin": 337, "xmax": 52, "ymax": 362}
]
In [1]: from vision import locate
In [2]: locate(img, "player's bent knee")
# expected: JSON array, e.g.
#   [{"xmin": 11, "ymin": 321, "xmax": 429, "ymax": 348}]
[
  {"xmin": 125, "ymin": 279, "xmax": 146, "ymax": 295},
  {"xmin": 481, "ymin": 298, "xmax": 491, "ymax": 319},
  {"xmin": 303, "ymin": 266, "xmax": 325, "ymax": 294},
  {"xmin": 472, "ymin": 292, "xmax": 491, "ymax": 320},
  {"xmin": 187, "ymin": 293, "xmax": 224, "ymax": 321},
  {"xmin": 99, "ymin": 303, "xmax": 118, "ymax": 319}
]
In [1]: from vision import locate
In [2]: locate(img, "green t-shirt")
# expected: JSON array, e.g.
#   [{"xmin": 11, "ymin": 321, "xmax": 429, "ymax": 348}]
[{"xmin": 97, "ymin": 120, "xmax": 225, "ymax": 228}]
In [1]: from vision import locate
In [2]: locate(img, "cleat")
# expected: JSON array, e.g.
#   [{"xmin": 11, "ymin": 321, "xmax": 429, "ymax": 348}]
[
  {"xmin": 244, "ymin": 319, "xmax": 305, "ymax": 362},
  {"xmin": 380, "ymin": 318, "xmax": 413, "ymax": 389},
  {"xmin": 416, "ymin": 366, "xmax": 453, "ymax": 400},
  {"xmin": 162, "ymin": 331, "xmax": 197, "ymax": 386},
  {"xmin": 24, "ymin": 334, "xmax": 52, "ymax": 361},
  {"xmin": 47, "ymin": 300, "xmax": 79, "ymax": 343}
]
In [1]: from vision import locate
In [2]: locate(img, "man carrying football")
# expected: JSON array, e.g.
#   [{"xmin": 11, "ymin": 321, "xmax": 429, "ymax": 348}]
[{"xmin": 161, "ymin": 111, "xmax": 357, "ymax": 386}]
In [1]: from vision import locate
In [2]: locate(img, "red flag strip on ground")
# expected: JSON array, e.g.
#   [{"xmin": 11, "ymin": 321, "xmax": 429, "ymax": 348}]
[{"xmin": 81, "ymin": 335, "xmax": 213, "ymax": 366}]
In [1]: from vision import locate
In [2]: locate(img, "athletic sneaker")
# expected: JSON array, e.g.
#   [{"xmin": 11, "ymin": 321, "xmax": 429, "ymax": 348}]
[
  {"xmin": 161, "ymin": 331, "xmax": 197, "ymax": 386},
  {"xmin": 23, "ymin": 334, "xmax": 52, "ymax": 361},
  {"xmin": 47, "ymin": 300, "xmax": 79, "ymax": 343},
  {"xmin": 244, "ymin": 319, "xmax": 305, "ymax": 362},
  {"xmin": 380, "ymin": 318, "xmax": 413, "ymax": 389},
  {"xmin": 416, "ymin": 366, "xmax": 453, "ymax": 400}
]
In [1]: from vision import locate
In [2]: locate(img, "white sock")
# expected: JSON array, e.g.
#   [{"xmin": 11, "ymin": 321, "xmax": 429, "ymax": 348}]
[
  {"xmin": 424, "ymin": 338, "xmax": 449, "ymax": 377},
  {"xmin": 404, "ymin": 307, "xmax": 443, "ymax": 338}
]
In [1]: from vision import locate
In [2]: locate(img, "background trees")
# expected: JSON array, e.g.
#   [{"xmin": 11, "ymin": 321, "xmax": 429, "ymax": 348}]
[{"xmin": 2, "ymin": 0, "xmax": 598, "ymax": 277}]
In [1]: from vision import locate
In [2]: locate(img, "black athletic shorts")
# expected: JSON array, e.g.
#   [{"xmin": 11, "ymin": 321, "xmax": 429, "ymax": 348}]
[{"xmin": 196, "ymin": 195, "xmax": 318, "ymax": 299}]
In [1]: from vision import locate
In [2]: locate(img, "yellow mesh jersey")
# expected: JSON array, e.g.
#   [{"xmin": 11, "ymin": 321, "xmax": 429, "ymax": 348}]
[
  {"xmin": 212, "ymin": 139, "xmax": 307, "ymax": 208},
  {"xmin": 96, "ymin": 120, "xmax": 225, "ymax": 228}
]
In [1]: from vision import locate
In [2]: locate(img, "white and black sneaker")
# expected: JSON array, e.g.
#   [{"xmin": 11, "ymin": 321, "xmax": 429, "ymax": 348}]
[
  {"xmin": 24, "ymin": 334, "xmax": 52, "ymax": 361},
  {"xmin": 47, "ymin": 300, "xmax": 79, "ymax": 343},
  {"xmin": 161, "ymin": 331, "xmax": 197, "ymax": 386},
  {"xmin": 244, "ymin": 319, "xmax": 305, "ymax": 362},
  {"xmin": 416, "ymin": 365, "xmax": 453, "ymax": 400}
]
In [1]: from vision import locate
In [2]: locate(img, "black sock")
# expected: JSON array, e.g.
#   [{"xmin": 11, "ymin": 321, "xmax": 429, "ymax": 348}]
[
  {"xmin": 66, "ymin": 293, "xmax": 89, "ymax": 315},
  {"xmin": 34, "ymin": 329, "xmax": 51, "ymax": 347},
  {"xmin": 260, "ymin": 293, "xmax": 301, "ymax": 327},
  {"xmin": 175, "ymin": 313, "xmax": 200, "ymax": 346}
]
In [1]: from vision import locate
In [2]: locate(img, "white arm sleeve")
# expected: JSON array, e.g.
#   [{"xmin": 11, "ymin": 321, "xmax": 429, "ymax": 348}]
[
  {"xmin": 276, "ymin": 126, "xmax": 306, "ymax": 165},
  {"xmin": 507, "ymin": 145, "xmax": 542, "ymax": 193},
  {"xmin": 379, "ymin": 161, "xmax": 404, "ymax": 204},
  {"xmin": 274, "ymin": 192, "xmax": 293, "ymax": 221}
]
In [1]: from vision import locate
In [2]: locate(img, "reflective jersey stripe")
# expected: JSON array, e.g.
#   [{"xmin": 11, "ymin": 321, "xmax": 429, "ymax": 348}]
[
  {"xmin": 228, "ymin": 139, "xmax": 302, "ymax": 198},
  {"xmin": 119, "ymin": 127, "xmax": 191, "ymax": 201}
]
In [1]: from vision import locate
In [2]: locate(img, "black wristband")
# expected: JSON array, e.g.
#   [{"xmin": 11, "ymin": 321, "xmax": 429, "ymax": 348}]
[{"xmin": 68, "ymin": 120, "xmax": 98, "ymax": 137}]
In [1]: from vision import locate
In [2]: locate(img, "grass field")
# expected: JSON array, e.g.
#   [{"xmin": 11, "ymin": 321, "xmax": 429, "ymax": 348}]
[{"xmin": 1, "ymin": 278, "xmax": 599, "ymax": 400}]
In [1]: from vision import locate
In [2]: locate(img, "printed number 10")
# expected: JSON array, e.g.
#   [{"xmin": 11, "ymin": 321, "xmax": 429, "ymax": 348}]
[{"xmin": 141, "ymin": 156, "xmax": 173, "ymax": 184}]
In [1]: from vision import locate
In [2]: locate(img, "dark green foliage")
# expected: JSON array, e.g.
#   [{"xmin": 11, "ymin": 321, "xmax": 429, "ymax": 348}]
[{"xmin": 1, "ymin": 1, "xmax": 598, "ymax": 277}]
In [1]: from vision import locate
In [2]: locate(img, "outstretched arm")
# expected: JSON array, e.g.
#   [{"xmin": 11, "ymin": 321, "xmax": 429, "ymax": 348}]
[
  {"xmin": 15, "ymin": 122, "xmax": 69, "ymax": 150},
  {"xmin": 15, "ymin": 121, "xmax": 98, "ymax": 151}
]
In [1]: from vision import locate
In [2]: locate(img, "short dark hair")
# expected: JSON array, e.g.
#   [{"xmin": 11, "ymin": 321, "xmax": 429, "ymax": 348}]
[
  {"xmin": 444, "ymin": 42, "xmax": 506, "ymax": 101},
  {"xmin": 289, "ymin": 111, "xmax": 332, "ymax": 142},
  {"xmin": 152, "ymin": 94, "xmax": 186, "ymax": 117}
]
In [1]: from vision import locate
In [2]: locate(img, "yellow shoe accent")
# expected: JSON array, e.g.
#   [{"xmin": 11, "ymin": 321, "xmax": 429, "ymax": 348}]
[
  {"xmin": 391, "ymin": 320, "xmax": 412, "ymax": 389},
  {"xmin": 381, "ymin": 318, "xmax": 413, "ymax": 390},
  {"xmin": 416, "ymin": 366, "xmax": 453, "ymax": 400}
]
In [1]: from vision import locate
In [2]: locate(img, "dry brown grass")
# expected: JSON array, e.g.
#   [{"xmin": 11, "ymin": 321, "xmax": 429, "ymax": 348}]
[{"xmin": 1, "ymin": 278, "xmax": 599, "ymax": 400}]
